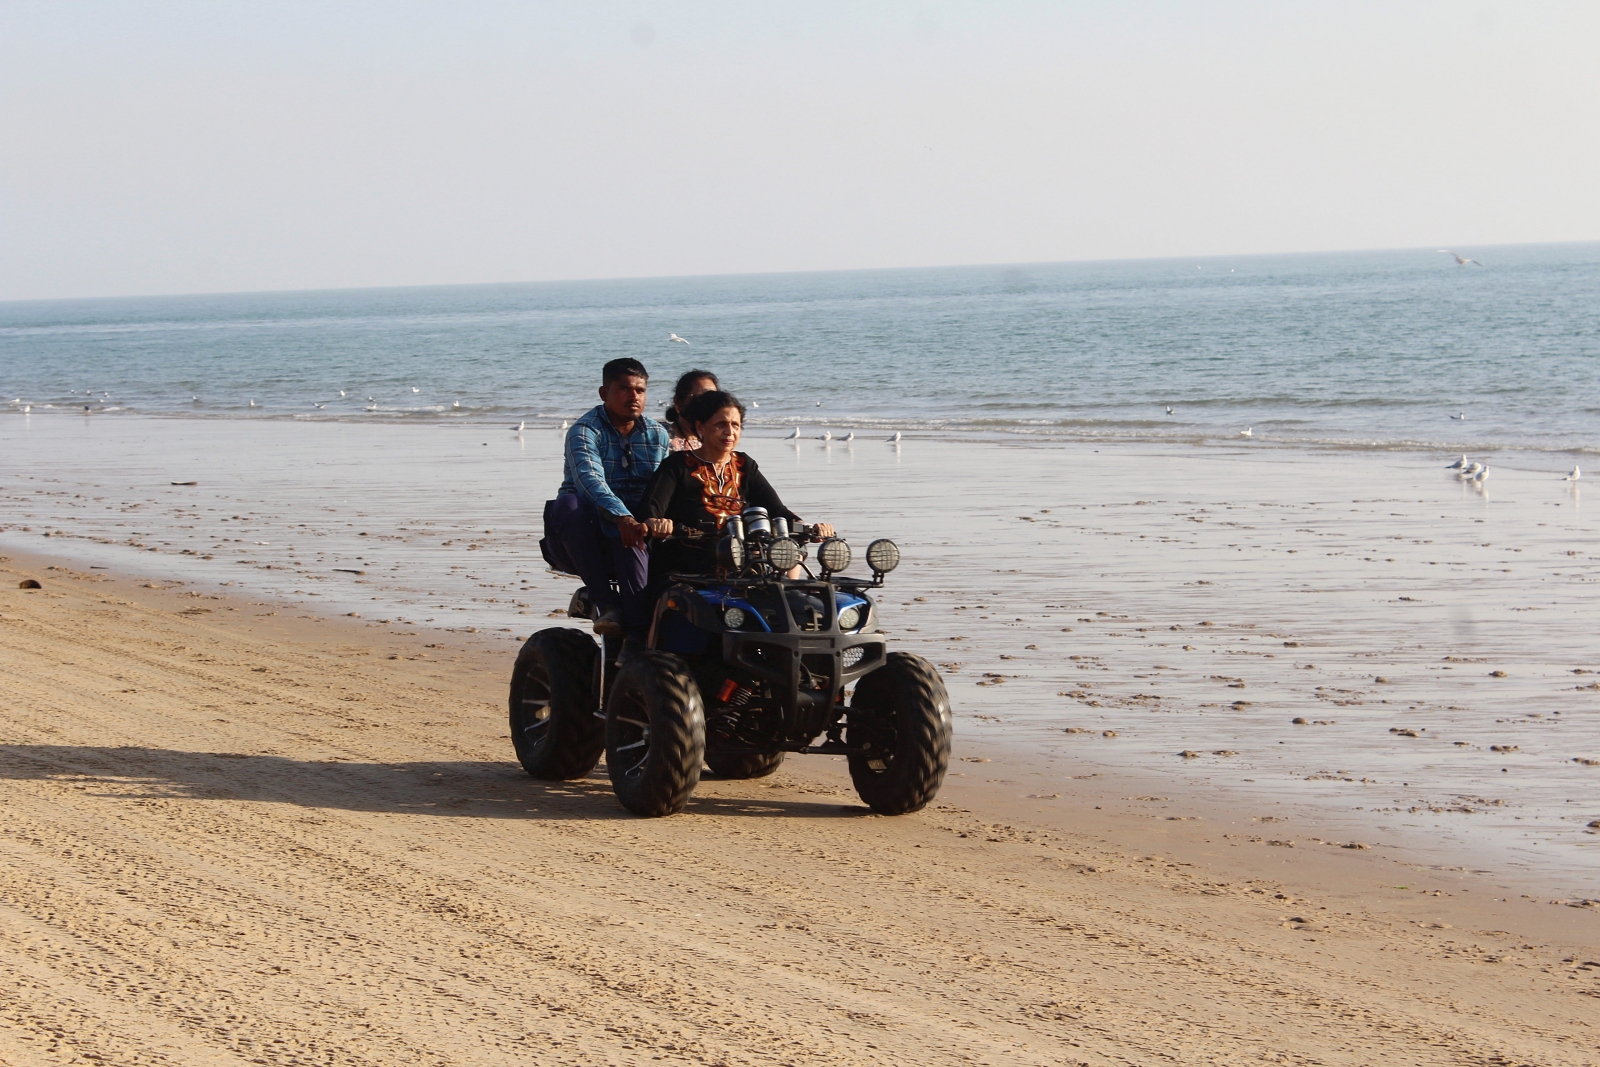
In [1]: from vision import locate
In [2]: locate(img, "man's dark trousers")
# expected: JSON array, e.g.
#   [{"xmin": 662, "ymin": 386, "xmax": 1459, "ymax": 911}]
[{"xmin": 541, "ymin": 492, "xmax": 651, "ymax": 633}]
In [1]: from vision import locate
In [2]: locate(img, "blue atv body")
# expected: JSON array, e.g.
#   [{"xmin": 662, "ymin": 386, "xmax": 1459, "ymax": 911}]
[{"xmin": 508, "ymin": 521, "xmax": 952, "ymax": 817}]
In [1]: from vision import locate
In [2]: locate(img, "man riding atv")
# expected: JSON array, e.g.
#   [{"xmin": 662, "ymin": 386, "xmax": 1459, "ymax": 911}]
[{"xmin": 539, "ymin": 358, "xmax": 668, "ymax": 651}]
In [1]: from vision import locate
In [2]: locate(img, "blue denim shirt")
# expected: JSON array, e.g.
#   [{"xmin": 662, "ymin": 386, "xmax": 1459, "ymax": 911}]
[{"xmin": 558, "ymin": 405, "xmax": 670, "ymax": 528}]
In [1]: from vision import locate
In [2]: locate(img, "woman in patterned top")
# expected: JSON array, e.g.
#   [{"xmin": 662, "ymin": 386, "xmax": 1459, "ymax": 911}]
[
  {"xmin": 643, "ymin": 390, "xmax": 835, "ymax": 578},
  {"xmin": 662, "ymin": 369, "xmax": 719, "ymax": 452}
]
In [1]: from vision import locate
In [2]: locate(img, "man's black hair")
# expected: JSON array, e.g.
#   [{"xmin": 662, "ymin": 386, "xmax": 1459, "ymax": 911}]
[
  {"xmin": 679, "ymin": 389, "xmax": 745, "ymax": 427},
  {"xmin": 602, "ymin": 357, "xmax": 649, "ymax": 385}
]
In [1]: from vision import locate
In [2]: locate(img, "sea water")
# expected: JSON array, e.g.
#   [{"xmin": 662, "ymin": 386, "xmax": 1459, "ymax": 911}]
[{"xmin": 4, "ymin": 242, "xmax": 1599, "ymax": 456}]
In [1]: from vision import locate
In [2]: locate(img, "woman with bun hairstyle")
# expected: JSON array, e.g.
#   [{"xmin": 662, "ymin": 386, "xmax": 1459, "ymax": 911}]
[
  {"xmin": 663, "ymin": 369, "xmax": 719, "ymax": 451},
  {"xmin": 643, "ymin": 390, "xmax": 834, "ymax": 578}
]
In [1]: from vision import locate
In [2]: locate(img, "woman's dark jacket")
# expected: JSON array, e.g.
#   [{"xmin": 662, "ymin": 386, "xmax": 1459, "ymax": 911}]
[{"xmin": 644, "ymin": 451, "xmax": 799, "ymax": 577}]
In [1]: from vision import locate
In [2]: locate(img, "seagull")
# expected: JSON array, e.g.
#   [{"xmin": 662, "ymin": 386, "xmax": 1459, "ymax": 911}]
[
  {"xmin": 1438, "ymin": 250, "xmax": 1482, "ymax": 267},
  {"xmin": 886, "ymin": 431, "xmax": 902, "ymax": 443},
  {"xmin": 513, "ymin": 421, "xmax": 525, "ymax": 433},
  {"xmin": 313, "ymin": 402, "xmax": 327, "ymax": 409},
  {"xmin": 339, "ymin": 390, "xmax": 346, "ymax": 397},
  {"xmin": 191, "ymin": 396, "xmax": 200, "ymax": 402},
  {"xmin": 412, "ymin": 387, "xmax": 420, "ymax": 393},
  {"xmin": 1446, "ymin": 455, "xmax": 1467, "ymax": 470},
  {"xmin": 1563, "ymin": 465, "xmax": 1580, "ymax": 482},
  {"xmin": 1239, "ymin": 427, "xmax": 1253, "ymax": 438},
  {"xmin": 818, "ymin": 430, "xmax": 832, "ymax": 442},
  {"xmin": 559, "ymin": 419, "xmax": 569, "ymax": 431},
  {"xmin": 816, "ymin": 400, "xmax": 823, "ymax": 407},
  {"xmin": 1461, "ymin": 462, "xmax": 1483, "ymax": 477},
  {"xmin": 249, "ymin": 400, "xmax": 256, "ymax": 407},
  {"xmin": 786, "ymin": 427, "xmax": 801, "ymax": 441},
  {"xmin": 752, "ymin": 402, "xmax": 759, "ymax": 409},
  {"xmin": 1472, "ymin": 466, "xmax": 1490, "ymax": 484},
  {"xmin": 366, "ymin": 401, "xmax": 378, "ymax": 411},
  {"xmin": 453, "ymin": 400, "xmax": 461, "ymax": 408},
  {"xmin": 1449, "ymin": 411, "xmax": 1465, "ymax": 420},
  {"xmin": 1165, "ymin": 406, "xmax": 1174, "ymax": 416},
  {"xmin": 841, "ymin": 431, "xmax": 855, "ymax": 443},
  {"xmin": 22, "ymin": 405, "xmax": 30, "ymax": 414},
  {"xmin": 668, "ymin": 333, "xmax": 691, "ymax": 345}
]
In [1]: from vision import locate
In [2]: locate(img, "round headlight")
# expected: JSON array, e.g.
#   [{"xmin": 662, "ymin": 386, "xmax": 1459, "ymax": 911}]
[
  {"xmin": 836, "ymin": 605, "xmax": 862, "ymax": 630},
  {"xmin": 765, "ymin": 537, "xmax": 801, "ymax": 572},
  {"xmin": 723, "ymin": 606, "xmax": 747, "ymax": 629},
  {"xmin": 865, "ymin": 538, "xmax": 900, "ymax": 574},
  {"xmin": 817, "ymin": 537, "xmax": 851, "ymax": 573}
]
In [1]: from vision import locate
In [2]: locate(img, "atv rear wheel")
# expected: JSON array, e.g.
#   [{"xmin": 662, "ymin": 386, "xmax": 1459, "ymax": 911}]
[
  {"xmin": 509, "ymin": 628, "xmax": 604, "ymax": 780},
  {"xmin": 846, "ymin": 652, "xmax": 952, "ymax": 814},
  {"xmin": 605, "ymin": 651, "xmax": 706, "ymax": 816},
  {"xmin": 705, "ymin": 749, "xmax": 785, "ymax": 779}
]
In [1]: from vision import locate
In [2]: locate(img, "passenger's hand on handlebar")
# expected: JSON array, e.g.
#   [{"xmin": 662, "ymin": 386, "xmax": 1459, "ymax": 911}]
[
  {"xmin": 617, "ymin": 516, "xmax": 649, "ymax": 549},
  {"xmin": 810, "ymin": 522, "xmax": 836, "ymax": 540}
]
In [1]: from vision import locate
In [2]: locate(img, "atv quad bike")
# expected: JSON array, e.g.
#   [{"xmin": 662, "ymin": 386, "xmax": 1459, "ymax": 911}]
[{"xmin": 509, "ymin": 509, "xmax": 952, "ymax": 816}]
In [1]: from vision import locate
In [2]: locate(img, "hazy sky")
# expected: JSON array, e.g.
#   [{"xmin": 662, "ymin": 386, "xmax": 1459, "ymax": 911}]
[{"xmin": 3, "ymin": 1, "xmax": 1597, "ymax": 300}]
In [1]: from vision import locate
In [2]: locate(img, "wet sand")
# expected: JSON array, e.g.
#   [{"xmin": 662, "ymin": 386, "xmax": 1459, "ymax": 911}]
[
  {"xmin": 2, "ymin": 415, "xmax": 1596, "ymax": 896},
  {"xmin": 2, "ymin": 550, "xmax": 1597, "ymax": 1066}
]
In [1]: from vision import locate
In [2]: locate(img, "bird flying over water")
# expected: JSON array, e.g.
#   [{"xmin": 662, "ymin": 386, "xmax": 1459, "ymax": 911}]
[
  {"xmin": 1563, "ymin": 466, "xmax": 1581, "ymax": 482},
  {"xmin": 669, "ymin": 333, "xmax": 691, "ymax": 345},
  {"xmin": 1438, "ymin": 250, "xmax": 1482, "ymax": 266},
  {"xmin": 1165, "ymin": 406, "xmax": 1174, "ymax": 416},
  {"xmin": 313, "ymin": 402, "xmax": 327, "ymax": 409}
]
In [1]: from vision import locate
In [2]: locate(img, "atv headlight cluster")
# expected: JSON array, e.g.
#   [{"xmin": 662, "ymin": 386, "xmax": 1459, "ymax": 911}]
[
  {"xmin": 865, "ymin": 538, "xmax": 900, "ymax": 575},
  {"xmin": 836, "ymin": 605, "xmax": 863, "ymax": 631},
  {"xmin": 723, "ymin": 607, "xmax": 747, "ymax": 629},
  {"xmin": 817, "ymin": 537, "xmax": 851, "ymax": 573},
  {"xmin": 765, "ymin": 537, "xmax": 801, "ymax": 572}
]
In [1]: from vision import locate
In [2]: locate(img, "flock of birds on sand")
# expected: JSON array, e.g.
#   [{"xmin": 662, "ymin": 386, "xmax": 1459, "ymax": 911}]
[{"xmin": 1446, "ymin": 454, "xmax": 1581, "ymax": 487}]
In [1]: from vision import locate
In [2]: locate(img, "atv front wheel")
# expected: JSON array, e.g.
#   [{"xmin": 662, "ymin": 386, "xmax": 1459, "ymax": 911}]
[
  {"xmin": 605, "ymin": 651, "xmax": 706, "ymax": 816},
  {"xmin": 509, "ymin": 628, "xmax": 603, "ymax": 780},
  {"xmin": 705, "ymin": 749, "xmax": 785, "ymax": 779},
  {"xmin": 846, "ymin": 652, "xmax": 952, "ymax": 814}
]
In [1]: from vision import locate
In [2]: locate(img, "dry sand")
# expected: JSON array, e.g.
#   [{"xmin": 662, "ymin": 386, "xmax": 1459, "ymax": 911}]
[{"xmin": 3, "ymin": 549, "xmax": 1597, "ymax": 1066}]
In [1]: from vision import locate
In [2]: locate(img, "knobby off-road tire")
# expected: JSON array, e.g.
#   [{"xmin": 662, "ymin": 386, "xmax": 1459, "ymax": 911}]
[
  {"xmin": 704, "ymin": 749, "xmax": 785, "ymax": 780},
  {"xmin": 847, "ymin": 652, "xmax": 952, "ymax": 814},
  {"xmin": 605, "ymin": 651, "xmax": 706, "ymax": 816},
  {"xmin": 509, "ymin": 628, "xmax": 603, "ymax": 780}
]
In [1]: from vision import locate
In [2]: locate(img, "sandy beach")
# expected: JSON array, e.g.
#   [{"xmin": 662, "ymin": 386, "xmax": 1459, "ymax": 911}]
[{"xmin": 3, "ymin": 546, "xmax": 1598, "ymax": 1066}]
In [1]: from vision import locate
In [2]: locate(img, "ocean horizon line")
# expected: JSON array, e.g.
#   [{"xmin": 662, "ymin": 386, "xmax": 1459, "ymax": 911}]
[{"xmin": 6, "ymin": 237, "xmax": 1599, "ymax": 308}]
